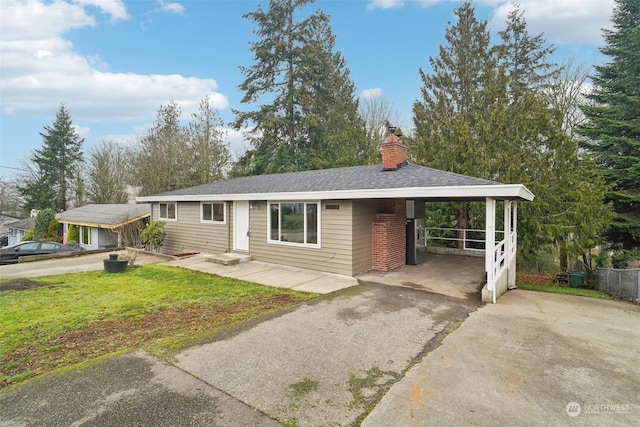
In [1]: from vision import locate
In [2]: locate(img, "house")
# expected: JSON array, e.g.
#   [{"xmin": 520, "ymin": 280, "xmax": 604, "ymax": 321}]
[
  {"xmin": 1, "ymin": 214, "xmax": 21, "ymax": 246},
  {"xmin": 5, "ymin": 217, "xmax": 36, "ymax": 246},
  {"xmin": 137, "ymin": 129, "xmax": 534, "ymax": 303},
  {"xmin": 58, "ymin": 204, "xmax": 151, "ymax": 250}
]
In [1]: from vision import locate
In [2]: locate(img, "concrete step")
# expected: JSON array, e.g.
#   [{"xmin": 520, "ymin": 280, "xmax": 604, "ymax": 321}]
[{"xmin": 205, "ymin": 252, "xmax": 252, "ymax": 266}]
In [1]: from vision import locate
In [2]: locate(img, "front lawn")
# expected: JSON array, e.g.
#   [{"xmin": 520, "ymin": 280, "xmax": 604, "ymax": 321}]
[{"xmin": 0, "ymin": 265, "xmax": 317, "ymax": 388}]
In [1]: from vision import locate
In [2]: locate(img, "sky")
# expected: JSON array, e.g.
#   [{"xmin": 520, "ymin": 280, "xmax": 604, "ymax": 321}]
[{"xmin": 0, "ymin": 0, "xmax": 616, "ymax": 179}]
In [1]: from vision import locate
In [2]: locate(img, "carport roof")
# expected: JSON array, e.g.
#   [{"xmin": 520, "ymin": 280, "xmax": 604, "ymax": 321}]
[
  {"xmin": 137, "ymin": 163, "xmax": 534, "ymax": 202},
  {"xmin": 57, "ymin": 204, "xmax": 151, "ymax": 229}
]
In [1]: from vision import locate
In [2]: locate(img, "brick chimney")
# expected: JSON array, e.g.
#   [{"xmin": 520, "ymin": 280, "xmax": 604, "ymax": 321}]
[{"xmin": 381, "ymin": 126, "xmax": 408, "ymax": 171}]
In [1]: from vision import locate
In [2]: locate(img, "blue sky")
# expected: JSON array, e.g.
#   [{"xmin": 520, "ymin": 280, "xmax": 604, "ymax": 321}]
[{"xmin": 0, "ymin": 0, "xmax": 615, "ymax": 179}]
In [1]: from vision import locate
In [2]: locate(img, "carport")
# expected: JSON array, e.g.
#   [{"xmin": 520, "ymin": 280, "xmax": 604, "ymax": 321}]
[{"xmin": 373, "ymin": 191, "xmax": 532, "ymax": 303}]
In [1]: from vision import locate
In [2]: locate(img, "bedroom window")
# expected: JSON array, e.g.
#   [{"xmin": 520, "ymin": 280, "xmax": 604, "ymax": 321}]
[
  {"xmin": 201, "ymin": 202, "xmax": 226, "ymax": 223},
  {"xmin": 159, "ymin": 202, "xmax": 177, "ymax": 221},
  {"xmin": 268, "ymin": 202, "xmax": 319, "ymax": 247}
]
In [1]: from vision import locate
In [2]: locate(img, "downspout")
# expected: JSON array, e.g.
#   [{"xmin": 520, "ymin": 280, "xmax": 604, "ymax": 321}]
[{"xmin": 227, "ymin": 201, "xmax": 231, "ymax": 253}]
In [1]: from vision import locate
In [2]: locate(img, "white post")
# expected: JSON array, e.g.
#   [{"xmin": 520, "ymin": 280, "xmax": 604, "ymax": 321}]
[
  {"xmin": 485, "ymin": 197, "xmax": 496, "ymax": 303},
  {"xmin": 504, "ymin": 200, "xmax": 513, "ymax": 289}
]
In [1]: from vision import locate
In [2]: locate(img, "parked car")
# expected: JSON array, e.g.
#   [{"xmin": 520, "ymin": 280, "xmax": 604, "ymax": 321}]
[{"xmin": 0, "ymin": 241, "xmax": 84, "ymax": 265}]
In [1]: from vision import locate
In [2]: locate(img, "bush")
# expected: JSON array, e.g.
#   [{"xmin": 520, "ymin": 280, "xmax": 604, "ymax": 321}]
[
  {"xmin": 48, "ymin": 219, "xmax": 62, "ymax": 242},
  {"xmin": 611, "ymin": 250, "xmax": 640, "ymax": 269},
  {"xmin": 141, "ymin": 221, "xmax": 166, "ymax": 252},
  {"xmin": 22, "ymin": 229, "xmax": 35, "ymax": 242},
  {"xmin": 67, "ymin": 224, "xmax": 79, "ymax": 243}
]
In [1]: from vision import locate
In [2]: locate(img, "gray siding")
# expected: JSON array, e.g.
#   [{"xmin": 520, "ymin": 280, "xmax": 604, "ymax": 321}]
[
  {"xmin": 249, "ymin": 200, "xmax": 355, "ymax": 276},
  {"xmin": 153, "ymin": 202, "xmax": 232, "ymax": 255},
  {"xmin": 351, "ymin": 200, "xmax": 378, "ymax": 274},
  {"xmin": 97, "ymin": 228, "xmax": 117, "ymax": 248}
]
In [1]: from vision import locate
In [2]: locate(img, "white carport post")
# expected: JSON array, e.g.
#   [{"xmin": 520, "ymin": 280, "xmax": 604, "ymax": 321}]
[
  {"xmin": 485, "ymin": 197, "xmax": 496, "ymax": 303},
  {"xmin": 504, "ymin": 200, "xmax": 512, "ymax": 288}
]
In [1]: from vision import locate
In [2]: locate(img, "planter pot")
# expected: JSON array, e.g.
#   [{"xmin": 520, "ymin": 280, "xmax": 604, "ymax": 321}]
[
  {"xmin": 109, "ymin": 253, "xmax": 119, "ymax": 261},
  {"xmin": 104, "ymin": 258, "xmax": 128, "ymax": 273}
]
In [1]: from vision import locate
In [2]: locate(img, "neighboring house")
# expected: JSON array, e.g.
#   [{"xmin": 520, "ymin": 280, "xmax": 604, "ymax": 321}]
[
  {"xmin": 5, "ymin": 217, "xmax": 36, "ymax": 246},
  {"xmin": 58, "ymin": 204, "xmax": 151, "ymax": 250},
  {"xmin": 137, "ymin": 130, "xmax": 534, "ymax": 303},
  {"xmin": 0, "ymin": 214, "xmax": 21, "ymax": 246}
]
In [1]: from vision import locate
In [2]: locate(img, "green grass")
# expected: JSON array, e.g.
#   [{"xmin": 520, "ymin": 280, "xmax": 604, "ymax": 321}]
[
  {"xmin": 0, "ymin": 265, "xmax": 317, "ymax": 387},
  {"xmin": 516, "ymin": 282, "xmax": 612, "ymax": 299}
]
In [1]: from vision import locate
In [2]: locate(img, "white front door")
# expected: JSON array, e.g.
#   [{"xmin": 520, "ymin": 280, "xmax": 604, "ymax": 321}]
[{"xmin": 234, "ymin": 201, "xmax": 250, "ymax": 251}]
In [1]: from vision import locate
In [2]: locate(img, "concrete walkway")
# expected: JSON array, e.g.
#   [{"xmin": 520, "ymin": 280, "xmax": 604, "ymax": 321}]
[
  {"xmin": 0, "ymin": 251, "xmax": 358, "ymax": 295},
  {"xmin": 165, "ymin": 253, "xmax": 358, "ymax": 294}
]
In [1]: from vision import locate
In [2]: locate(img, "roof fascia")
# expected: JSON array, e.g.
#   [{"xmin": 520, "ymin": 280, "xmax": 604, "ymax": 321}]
[{"xmin": 136, "ymin": 184, "xmax": 534, "ymax": 203}]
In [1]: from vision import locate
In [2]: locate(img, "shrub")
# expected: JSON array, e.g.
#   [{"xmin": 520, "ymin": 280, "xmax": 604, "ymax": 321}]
[
  {"xmin": 141, "ymin": 221, "xmax": 166, "ymax": 252},
  {"xmin": 67, "ymin": 224, "xmax": 79, "ymax": 243},
  {"xmin": 48, "ymin": 219, "xmax": 62, "ymax": 242},
  {"xmin": 22, "ymin": 229, "xmax": 35, "ymax": 242}
]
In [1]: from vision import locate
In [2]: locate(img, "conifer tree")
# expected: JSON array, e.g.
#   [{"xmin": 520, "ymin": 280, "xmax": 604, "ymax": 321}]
[
  {"xmin": 19, "ymin": 104, "xmax": 84, "ymax": 212},
  {"xmin": 579, "ymin": 0, "xmax": 640, "ymax": 250},
  {"xmin": 232, "ymin": 0, "xmax": 364, "ymax": 175}
]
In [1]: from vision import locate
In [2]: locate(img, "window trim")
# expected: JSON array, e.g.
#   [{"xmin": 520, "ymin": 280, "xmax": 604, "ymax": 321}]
[
  {"xmin": 159, "ymin": 202, "xmax": 177, "ymax": 221},
  {"xmin": 200, "ymin": 201, "xmax": 227, "ymax": 224},
  {"xmin": 267, "ymin": 201, "xmax": 321, "ymax": 248}
]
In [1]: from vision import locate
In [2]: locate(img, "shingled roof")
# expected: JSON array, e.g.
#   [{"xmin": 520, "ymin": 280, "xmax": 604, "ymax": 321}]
[
  {"xmin": 137, "ymin": 163, "xmax": 534, "ymax": 202},
  {"xmin": 57, "ymin": 204, "xmax": 151, "ymax": 229}
]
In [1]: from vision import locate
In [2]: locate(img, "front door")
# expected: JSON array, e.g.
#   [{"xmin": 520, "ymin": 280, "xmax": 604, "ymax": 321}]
[{"xmin": 234, "ymin": 201, "xmax": 250, "ymax": 251}]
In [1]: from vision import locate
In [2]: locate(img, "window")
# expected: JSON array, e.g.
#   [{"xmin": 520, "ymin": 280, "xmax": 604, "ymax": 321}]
[
  {"xmin": 201, "ymin": 202, "xmax": 226, "ymax": 223},
  {"xmin": 159, "ymin": 202, "xmax": 177, "ymax": 220},
  {"xmin": 40, "ymin": 242, "xmax": 59, "ymax": 250},
  {"xmin": 268, "ymin": 202, "xmax": 319, "ymax": 247},
  {"xmin": 79, "ymin": 226, "xmax": 91, "ymax": 245}
]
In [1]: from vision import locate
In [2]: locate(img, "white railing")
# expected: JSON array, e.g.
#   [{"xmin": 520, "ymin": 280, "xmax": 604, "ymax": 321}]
[{"xmin": 425, "ymin": 227, "xmax": 504, "ymax": 252}]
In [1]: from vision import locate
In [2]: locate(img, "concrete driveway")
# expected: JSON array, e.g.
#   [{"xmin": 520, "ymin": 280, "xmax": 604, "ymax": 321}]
[{"xmin": 0, "ymin": 250, "xmax": 167, "ymax": 279}]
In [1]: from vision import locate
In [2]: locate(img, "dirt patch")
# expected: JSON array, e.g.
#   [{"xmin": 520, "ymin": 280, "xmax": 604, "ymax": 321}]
[
  {"xmin": 0, "ymin": 279, "xmax": 52, "ymax": 292},
  {"xmin": 517, "ymin": 273, "xmax": 554, "ymax": 285},
  {"xmin": 171, "ymin": 252, "xmax": 200, "ymax": 258}
]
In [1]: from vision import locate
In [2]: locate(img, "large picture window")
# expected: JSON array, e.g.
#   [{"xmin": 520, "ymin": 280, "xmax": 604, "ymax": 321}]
[
  {"xmin": 201, "ymin": 202, "xmax": 226, "ymax": 223},
  {"xmin": 268, "ymin": 202, "xmax": 319, "ymax": 247},
  {"xmin": 159, "ymin": 202, "xmax": 177, "ymax": 221}
]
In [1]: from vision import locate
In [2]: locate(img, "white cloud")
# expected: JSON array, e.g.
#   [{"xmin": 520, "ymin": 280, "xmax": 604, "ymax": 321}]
[
  {"xmin": 225, "ymin": 128, "xmax": 251, "ymax": 157},
  {"xmin": 75, "ymin": 0, "xmax": 130, "ymax": 21},
  {"xmin": 360, "ymin": 88, "xmax": 383, "ymax": 99},
  {"xmin": 491, "ymin": 0, "xmax": 615, "ymax": 45},
  {"xmin": 368, "ymin": 0, "xmax": 404, "ymax": 11},
  {"xmin": 155, "ymin": 0, "xmax": 185, "ymax": 15},
  {"xmin": 0, "ymin": 0, "xmax": 227, "ymax": 123},
  {"xmin": 370, "ymin": 0, "xmax": 614, "ymax": 46}
]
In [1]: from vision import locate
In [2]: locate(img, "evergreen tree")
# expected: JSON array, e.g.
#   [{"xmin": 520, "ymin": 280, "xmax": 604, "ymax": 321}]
[
  {"xmin": 579, "ymin": 0, "xmax": 640, "ymax": 250},
  {"xmin": 412, "ymin": 1, "xmax": 612, "ymax": 258},
  {"xmin": 497, "ymin": 4, "xmax": 560, "ymax": 93},
  {"xmin": 232, "ymin": 0, "xmax": 364, "ymax": 175},
  {"xmin": 19, "ymin": 105, "xmax": 84, "ymax": 212},
  {"xmin": 412, "ymin": 1, "xmax": 497, "ymax": 240}
]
